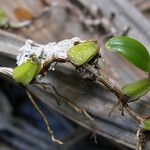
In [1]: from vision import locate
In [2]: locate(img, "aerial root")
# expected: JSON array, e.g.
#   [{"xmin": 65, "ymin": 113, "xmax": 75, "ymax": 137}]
[
  {"xmin": 136, "ymin": 128, "xmax": 146, "ymax": 150},
  {"xmin": 25, "ymin": 89, "xmax": 63, "ymax": 145},
  {"xmin": 35, "ymin": 81, "xmax": 95, "ymax": 122}
]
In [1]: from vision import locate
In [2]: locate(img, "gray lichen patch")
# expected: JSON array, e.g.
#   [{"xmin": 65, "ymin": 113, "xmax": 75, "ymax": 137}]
[{"xmin": 17, "ymin": 37, "xmax": 82, "ymax": 66}]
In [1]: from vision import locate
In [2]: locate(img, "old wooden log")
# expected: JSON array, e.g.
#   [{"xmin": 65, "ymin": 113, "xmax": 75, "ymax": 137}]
[{"xmin": 0, "ymin": 0, "xmax": 150, "ymax": 149}]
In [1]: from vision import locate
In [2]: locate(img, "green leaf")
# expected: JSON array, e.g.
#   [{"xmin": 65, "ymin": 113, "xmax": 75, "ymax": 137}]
[
  {"xmin": 122, "ymin": 78, "xmax": 150, "ymax": 101},
  {"xmin": 143, "ymin": 120, "xmax": 150, "ymax": 131},
  {"xmin": 105, "ymin": 36, "xmax": 150, "ymax": 72},
  {"xmin": 0, "ymin": 9, "xmax": 7, "ymax": 26},
  {"xmin": 13, "ymin": 59, "xmax": 41, "ymax": 86},
  {"xmin": 68, "ymin": 40, "xmax": 99, "ymax": 66}
]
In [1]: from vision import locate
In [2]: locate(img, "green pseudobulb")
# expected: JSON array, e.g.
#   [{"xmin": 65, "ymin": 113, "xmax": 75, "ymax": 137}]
[
  {"xmin": 0, "ymin": 9, "xmax": 7, "ymax": 26},
  {"xmin": 105, "ymin": 36, "xmax": 150, "ymax": 72},
  {"xmin": 144, "ymin": 119, "xmax": 150, "ymax": 131},
  {"xmin": 13, "ymin": 59, "xmax": 41, "ymax": 86},
  {"xmin": 122, "ymin": 78, "xmax": 150, "ymax": 101},
  {"xmin": 68, "ymin": 40, "xmax": 99, "ymax": 66}
]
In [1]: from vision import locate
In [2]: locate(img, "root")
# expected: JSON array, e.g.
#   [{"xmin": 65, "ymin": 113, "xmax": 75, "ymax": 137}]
[
  {"xmin": 34, "ymin": 81, "xmax": 94, "ymax": 122},
  {"xmin": 136, "ymin": 128, "xmax": 145, "ymax": 150},
  {"xmin": 108, "ymin": 100, "xmax": 120, "ymax": 117},
  {"xmin": 25, "ymin": 89, "xmax": 63, "ymax": 145}
]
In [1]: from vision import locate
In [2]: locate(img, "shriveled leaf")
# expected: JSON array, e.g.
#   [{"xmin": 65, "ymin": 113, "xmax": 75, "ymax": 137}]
[
  {"xmin": 68, "ymin": 40, "xmax": 99, "ymax": 66},
  {"xmin": 13, "ymin": 59, "xmax": 41, "ymax": 86},
  {"xmin": 14, "ymin": 7, "xmax": 33, "ymax": 21},
  {"xmin": 0, "ymin": 9, "xmax": 7, "ymax": 26},
  {"xmin": 122, "ymin": 78, "xmax": 150, "ymax": 101},
  {"xmin": 143, "ymin": 120, "xmax": 150, "ymax": 131},
  {"xmin": 105, "ymin": 36, "xmax": 150, "ymax": 72}
]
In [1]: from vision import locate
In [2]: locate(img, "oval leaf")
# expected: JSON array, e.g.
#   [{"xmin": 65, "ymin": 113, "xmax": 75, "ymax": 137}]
[
  {"xmin": 68, "ymin": 40, "xmax": 99, "ymax": 66},
  {"xmin": 122, "ymin": 78, "xmax": 150, "ymax": 102},
  {"xmin": 143, "ymin": 120, "xmax": 150, "ymax": 131},
  {"xmin": 13, "ymin": 59, "xmax": 41, "ymax": 86},
  {"xmin": 105, "ymin": 36, "xmax": 150, "ymax": 72}
]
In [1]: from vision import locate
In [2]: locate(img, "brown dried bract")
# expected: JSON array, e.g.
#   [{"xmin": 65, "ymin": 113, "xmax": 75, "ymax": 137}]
[{"xmin": 14, "ymin": 7, "xmax": 33, "ymax": 21}]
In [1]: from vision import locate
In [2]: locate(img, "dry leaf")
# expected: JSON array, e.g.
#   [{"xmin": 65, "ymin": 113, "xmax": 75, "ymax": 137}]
[
  {"xmin": 40, "ymin": 0, "xmax": 50, "ymax": 6},
  {"xmin": 14, "ymin": 7, "xmax": 33, "ymax": 21}
]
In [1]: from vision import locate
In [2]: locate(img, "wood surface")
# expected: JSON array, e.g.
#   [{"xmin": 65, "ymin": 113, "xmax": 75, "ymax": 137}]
[{"xmin": 0, "ymin": 0, "xmax": 150, "ymax": 149}]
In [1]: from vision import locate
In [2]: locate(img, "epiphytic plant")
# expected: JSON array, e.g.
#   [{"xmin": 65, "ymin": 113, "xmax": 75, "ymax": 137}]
[
  {"xmin": 12, "ymin": 38, "xmax": 99, "ymax": 144},
  {"xmin": 106, "ymin": 36, "xmax": 150, "ymax": 149},
  {"xmin": 0, "ymin": 36, "xmax": 150, "ymax": 149},
  {"xmin": 106, "ymin": 36, "xmax": 150, "ymax": 101}
]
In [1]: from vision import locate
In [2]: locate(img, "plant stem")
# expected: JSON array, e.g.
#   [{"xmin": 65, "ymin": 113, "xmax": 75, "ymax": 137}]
[{"xmin": 83, "ymin": 63, "xmax": 144, "ymax": 124}]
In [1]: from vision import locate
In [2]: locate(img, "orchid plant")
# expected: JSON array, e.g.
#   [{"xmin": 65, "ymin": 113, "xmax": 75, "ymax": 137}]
[
  {"xmin": 106, "ymin": 36, "xmax": 150, "ymax": 131},
  {"xmin": 1, "ymin": 36, "xmax": 150, "ymax": 149}
]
